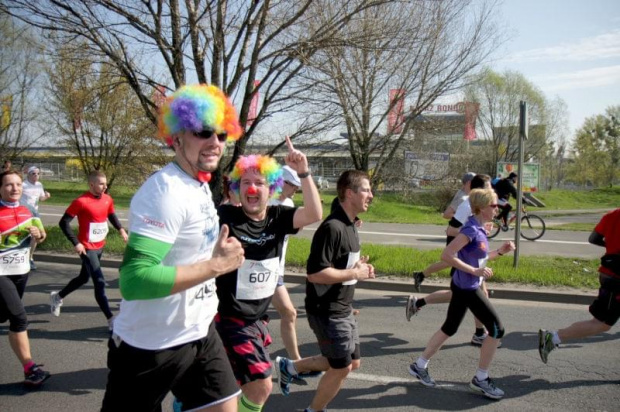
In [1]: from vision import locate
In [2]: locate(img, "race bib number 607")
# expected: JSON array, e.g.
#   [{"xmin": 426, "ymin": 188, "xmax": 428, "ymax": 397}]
[{"xmin": 236, "ymin": 257, "xmax": 280, "ymax": 300}]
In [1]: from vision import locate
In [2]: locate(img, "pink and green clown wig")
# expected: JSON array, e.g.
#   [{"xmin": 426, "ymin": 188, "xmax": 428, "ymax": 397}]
[
  {"xmin": 157, "ymin": 84, "xmax": 243, "ymax": 146},
  {"xmin": 229, "ymin": 155, "xmax": 283, "ymax": 198}
]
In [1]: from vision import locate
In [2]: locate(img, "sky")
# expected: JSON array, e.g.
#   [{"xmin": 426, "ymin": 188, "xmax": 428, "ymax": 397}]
[{"xmin": 494, "ymin": 0, "xmax": 620, "ymax": 136}]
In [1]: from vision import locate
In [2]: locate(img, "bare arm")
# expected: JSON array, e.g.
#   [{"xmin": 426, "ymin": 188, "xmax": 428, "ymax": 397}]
[{"xmin": 307, "ymin": 256, "xmax": 375, "ymax": 285}]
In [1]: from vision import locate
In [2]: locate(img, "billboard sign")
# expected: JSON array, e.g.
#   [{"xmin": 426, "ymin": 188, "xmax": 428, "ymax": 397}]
[{"xmin": 496, "ymin": 162, "xmax": 540, "ymax": 192}]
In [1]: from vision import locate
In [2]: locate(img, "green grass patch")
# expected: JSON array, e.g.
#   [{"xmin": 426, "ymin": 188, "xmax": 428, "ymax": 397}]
[
  {"xmin": 547, "ymin": 223, "xmax": 598, "ymax": 231},
  {"xmin": 40, "ymin": 180, "xmax": 137, "ymax": 208},
  {"xmin": 286, "ymin": 237, "xmax": 600, "ymax": 289},
  {"xmin": 535, "ymin": 186, "xmax": 620, "ymax": 210},
  {"xmin": 38, "ymin": 225, "xmax": 600, "ymax": 289}
]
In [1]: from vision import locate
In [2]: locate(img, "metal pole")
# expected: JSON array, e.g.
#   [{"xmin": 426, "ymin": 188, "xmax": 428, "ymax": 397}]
[{"xmin": 514, "ymin": 101, "xmax": 528, "ymax": 267}]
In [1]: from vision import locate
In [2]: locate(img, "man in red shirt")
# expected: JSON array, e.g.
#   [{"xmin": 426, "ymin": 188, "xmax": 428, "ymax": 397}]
[
  {"xmin": 539, "ymin": 208, "xmax": 620, "ymax": 364},
  {"xmin": 50, "ymin": 171, "xmax": 128, "ymax": 330}
]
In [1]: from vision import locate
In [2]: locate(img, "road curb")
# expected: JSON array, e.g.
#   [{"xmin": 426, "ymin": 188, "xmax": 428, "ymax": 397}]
[{"xmin": 36, "ymin": 253, "xmax": 596, "ymax": 306}]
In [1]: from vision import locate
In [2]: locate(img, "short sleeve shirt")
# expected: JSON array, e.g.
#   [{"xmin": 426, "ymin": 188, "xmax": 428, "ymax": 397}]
[
  {"xmin": 20, "ymin": 180, "xmax": 45, "ymax": 213},
  {"xmin": 65, "ymin": 192, "xmax": 115, "ymax": 250},
  {"xmin": 448, "ymin": 189, "xmax": 467, "ymax": 211},
  {"xmin": 595, "ymin": 208, "xmax": 620, "ymax": 277},
  {"xmin": 0, "ymin": 202, "xmax": 44, "ymax": 276},
  {"xmin": 216, "ymin": 204, "xmax": 298, "ymax": 321},
  {"xmin": 268, "ymin": 197, "xmax": 295, "ymax": 278},
  {"xmin": 453, "ymin": 216, "xmax": 488, "ymax": 290},
  {"xmin": 113, "ymin": 163, "xmax": 221, "ymax": 350},
  {"xmin": 305, "ymin": 202, "xmax": 360, "ymax": 318},
  {"xmin": 453, "ymin": 196, "xmax": 472, "ymax": 225}
]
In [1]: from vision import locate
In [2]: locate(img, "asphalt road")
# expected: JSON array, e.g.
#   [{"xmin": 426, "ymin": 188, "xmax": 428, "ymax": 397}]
[
  {"xmin": 1, "ymin": 262, "xmax": 618, "ymax": 412},
  {"xmin": 36, "ymin": 205, "xmax": 605, "ymax": 259}
]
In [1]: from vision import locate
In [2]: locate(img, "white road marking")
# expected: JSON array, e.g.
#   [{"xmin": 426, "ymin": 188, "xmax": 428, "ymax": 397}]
[
  {"xmin": 41, "ymin": 212, "xmax": 590, "ymax": 245},
  {"xmin": 349, "ymin": 372, "xmax": 468, "ymax": 393}
]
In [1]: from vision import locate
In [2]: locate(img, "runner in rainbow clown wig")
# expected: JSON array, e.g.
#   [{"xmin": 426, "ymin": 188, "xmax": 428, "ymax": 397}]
[{"xmin": 215, "ymin": 140, "xmax": 322, "ymax": 412}]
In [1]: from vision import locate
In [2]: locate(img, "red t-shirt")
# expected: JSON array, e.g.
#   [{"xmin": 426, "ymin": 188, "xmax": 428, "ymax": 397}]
[
  {"xmin": 594, "ymin": 208, "xmax": 620, "ymax": 277},
  {"xmin": 65, "ymin": 192, "xmax": 115, "ymax": 250}
]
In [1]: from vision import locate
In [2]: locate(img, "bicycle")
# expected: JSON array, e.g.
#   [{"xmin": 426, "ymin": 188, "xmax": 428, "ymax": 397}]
[{"xmin": 487, "ymin": 205, "xmax": 546, "ymax": 241}]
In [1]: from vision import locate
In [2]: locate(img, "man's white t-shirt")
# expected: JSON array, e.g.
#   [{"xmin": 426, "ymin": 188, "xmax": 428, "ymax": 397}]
[
  {"xmin": 113, "ymin": 163, "xmax": 220, "ymax": 350},
  {"xmin": 453, "ymin": 196, "xmax": 472, "ymax": 225},
  {"xmin": 21, "ymin": 180, "xmax": 45, "ymax": 213}
]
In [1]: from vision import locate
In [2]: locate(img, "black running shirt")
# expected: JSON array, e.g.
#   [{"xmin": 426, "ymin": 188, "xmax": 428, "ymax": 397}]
[
  {"xmin": 216, "ymin": 204, "xmax": 298, "ymax": 321},
  {"xmin": 305, "ymin": 202, "xmax": 360, "ymax": 318}
]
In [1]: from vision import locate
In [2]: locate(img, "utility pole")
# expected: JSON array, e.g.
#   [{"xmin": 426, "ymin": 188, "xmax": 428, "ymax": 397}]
[{"xmin": 514, "ymin": 101, "xmax": 528, "ymax": 268}]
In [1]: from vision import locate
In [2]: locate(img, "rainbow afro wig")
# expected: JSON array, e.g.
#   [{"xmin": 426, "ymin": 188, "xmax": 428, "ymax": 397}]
[
  {"xmin": 229, "ymin": 155, "xmax": 283, "ymax": 198},
  {"xmin": 158, "ymin": 84, "xmax": 243, "ymax": 146}
]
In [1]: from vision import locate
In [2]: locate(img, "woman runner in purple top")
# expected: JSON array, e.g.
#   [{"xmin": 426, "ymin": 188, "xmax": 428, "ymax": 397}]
[{"xmin": 408, "ymin": 188, "xmax": 515, "ymax": 400}]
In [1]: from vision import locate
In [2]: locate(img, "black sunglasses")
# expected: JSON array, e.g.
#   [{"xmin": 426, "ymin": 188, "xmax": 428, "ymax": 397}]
[{"xmin": 194, "ymin": 129, "xmax": 228, "ymax": 142}]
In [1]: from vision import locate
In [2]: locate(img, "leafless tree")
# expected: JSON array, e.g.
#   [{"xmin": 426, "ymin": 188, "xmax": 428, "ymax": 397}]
[
  {"xmin": 2, "ymin": 0, "xmax": 392, "ymax": 177},
  {"xmin": 293, "ymin": 0, "xmax": 502, "ymax": 184},
  {"xmin": 464, "ymin": 68, "xmax": 568, "ymax": 174},
  {"xmin": 0, "ymin": 13, "xmax": 46, "ymax": 164}
]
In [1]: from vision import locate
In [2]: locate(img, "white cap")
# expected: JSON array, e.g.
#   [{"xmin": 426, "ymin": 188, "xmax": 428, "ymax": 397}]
[
  {"xmin": 27, "ymin": 166, "xmax": 40, "ymax": 175},
  {"xmin": 282, "ymin": 165, "xmax": 301, "ymax": 187}
]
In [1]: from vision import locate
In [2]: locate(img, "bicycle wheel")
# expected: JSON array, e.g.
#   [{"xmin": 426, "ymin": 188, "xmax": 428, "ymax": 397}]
[
  {"xmin": 487, "ymin": 219, "xmax": 502, "ymax": 239},
  {"xmin": 520, "ymin": 214, "xmax": 545, "ymax": 241}
]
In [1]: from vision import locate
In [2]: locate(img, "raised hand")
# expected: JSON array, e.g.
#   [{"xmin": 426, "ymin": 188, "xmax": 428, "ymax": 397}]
[{"xmin": 284, "ymin": 135, "xmax": 309, "ymax": 174}]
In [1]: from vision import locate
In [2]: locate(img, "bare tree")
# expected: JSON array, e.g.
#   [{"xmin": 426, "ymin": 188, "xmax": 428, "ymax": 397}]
[
  {"xmin": 0, "ymin": 13, "xmax": 46, "ymax": 164},
  {"xmin": 2, "ymin": 0, "xmax": 392, "ymax": 176},
  {"xmin": 293, "ymin": 0, "xmax": 501, "ymax": 184},
  {"xmin": 46, "ymin": 44, "xmax": 161, "ymax": 187},
  {"xmin": 464, "ymin": 69, "xmax": 567, "ymax": 172}
]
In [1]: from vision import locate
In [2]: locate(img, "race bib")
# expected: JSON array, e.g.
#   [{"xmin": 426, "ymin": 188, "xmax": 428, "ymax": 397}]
[
  {"xmin": 0, "ymin": 248, "xmax": 30, "ymax": 276},
  {"xmin": 236, "ymin": 257, "xmax": 280, "ymax": 300},
  {"xmin": 89, "ymin": 222, "xmax": 109, "ymax": 243},
  {"xmin": 185, "ymin": 278, "xmax": 217, "ymax": 326},
  {"xmin": 342, "ymin": 251, "xmax": 361, "ymax": 285}
]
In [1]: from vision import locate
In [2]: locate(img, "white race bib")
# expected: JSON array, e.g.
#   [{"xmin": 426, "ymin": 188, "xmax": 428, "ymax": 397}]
[
  {"xmin": 89, "ymin": 222, "xmax": 109, "ymax": 243},
  {"xmin": 185, "ymin": 278, "xmax": 217, "ymax": 326},
  {"xmin": 342, "ymin": 251, "xmax": 360, "ymax": 285},
  {"xmin": 0, "ymin": 248, "xmax": 30, "ymax": 276},
  {"xmin": 236, "ymin": 257, "xmax": 280, "ymax": 300}
]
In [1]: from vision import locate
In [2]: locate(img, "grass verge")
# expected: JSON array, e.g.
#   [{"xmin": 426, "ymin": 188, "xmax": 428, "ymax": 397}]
[{"xmin": 39, "ymin": 227, "xmax": 600, "ymax": 290}]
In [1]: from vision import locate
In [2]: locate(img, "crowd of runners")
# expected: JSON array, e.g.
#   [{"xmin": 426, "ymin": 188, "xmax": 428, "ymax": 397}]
[{"xmin": 1, "ymin": 84, "xmax": 618, "ymax": 412}]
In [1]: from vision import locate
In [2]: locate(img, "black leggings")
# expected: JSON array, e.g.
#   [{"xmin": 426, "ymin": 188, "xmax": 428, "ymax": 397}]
[
  {"xmin": 441, "ymin": 282, "xmax": 504, "ymax": 339},
  {"xmin": 59, "ymin": 248, "xmax": 113, "ymax": 319},
  {"xmin": 0, "ymin": 274, "xmax": 30, "ymax": 332},
  {"xmin": 497, "ymin": 203, "xmax": 512, "ymax": 225}
]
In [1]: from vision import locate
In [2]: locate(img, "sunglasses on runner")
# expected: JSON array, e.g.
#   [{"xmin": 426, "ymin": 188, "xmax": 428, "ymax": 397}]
[
  {"xmin": 194, "ymin": 128, "xmax": 228, "ymax": 142},
  {"xmin": 489, "ymin": 204, "xmax": 499, "ymax": 208}
]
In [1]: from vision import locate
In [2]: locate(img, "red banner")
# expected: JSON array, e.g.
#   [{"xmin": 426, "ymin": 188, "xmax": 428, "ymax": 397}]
[
  {"xmin": 463, "ymin": 102, "xmax": 480, "ymax": 141},
  {"xmin": 387, "ymin": 89, "xmax": 405, "ymax": 134},
  {"xmin": 247, "ymin": 80, "xmax": 261, "ymax": 127}
]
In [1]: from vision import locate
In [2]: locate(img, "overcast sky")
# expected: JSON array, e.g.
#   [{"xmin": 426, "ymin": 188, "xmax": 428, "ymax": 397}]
[{"xmin": 494, "ymin": 0, "xmax": 620, "ymax": 135}]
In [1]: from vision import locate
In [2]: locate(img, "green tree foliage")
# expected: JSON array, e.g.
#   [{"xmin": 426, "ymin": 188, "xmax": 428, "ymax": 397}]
[
  {"xmin": 46, "ymin": 45, "xmax": 163, "ymax": 187},
  {"xmin": 568, "ymin": 106, "xmax": 620, "ymax": 187},
  {"xmin": 464, "ymin": 69, "xmax": 567, "ymax": 176}
]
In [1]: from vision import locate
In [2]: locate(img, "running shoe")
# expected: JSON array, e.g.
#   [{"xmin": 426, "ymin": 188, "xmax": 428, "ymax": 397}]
[
  {"xmin": 408, "ymin": 362, "xmax": 436, "ymax": 387},
  {"xmin": 470, "ymin": 332, "xmax": 502, "ymax": 348},
  {"xmin": 470, "ymin": 376, "xmax": 504, "ymax": 400},
  {"xmin": 23, "ymin": 364, "xmax": 51, "ymax": 387},
  {"xmin": 538, "ymin": 329, "xmax": 556, "ymax": 364},
  {"xmin": 405, "ymin": 295, "xmax": 418, "ymax": 321},
  {"xmin": 275, "ymin": 356, "xmax": 295, "ymax": 396},
  {"xmin": 413, "ymin": 271, "xmax": 425, "ymax": 293},
  {"xmin": 50, "ymin": 291, "xmax": 63, "ymax": 317}
]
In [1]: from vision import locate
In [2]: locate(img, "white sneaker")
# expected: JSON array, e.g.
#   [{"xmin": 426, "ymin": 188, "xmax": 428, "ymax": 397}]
[{"xmin": 50, "ymin": 291, "xmax": 63, "ymax": 317}]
